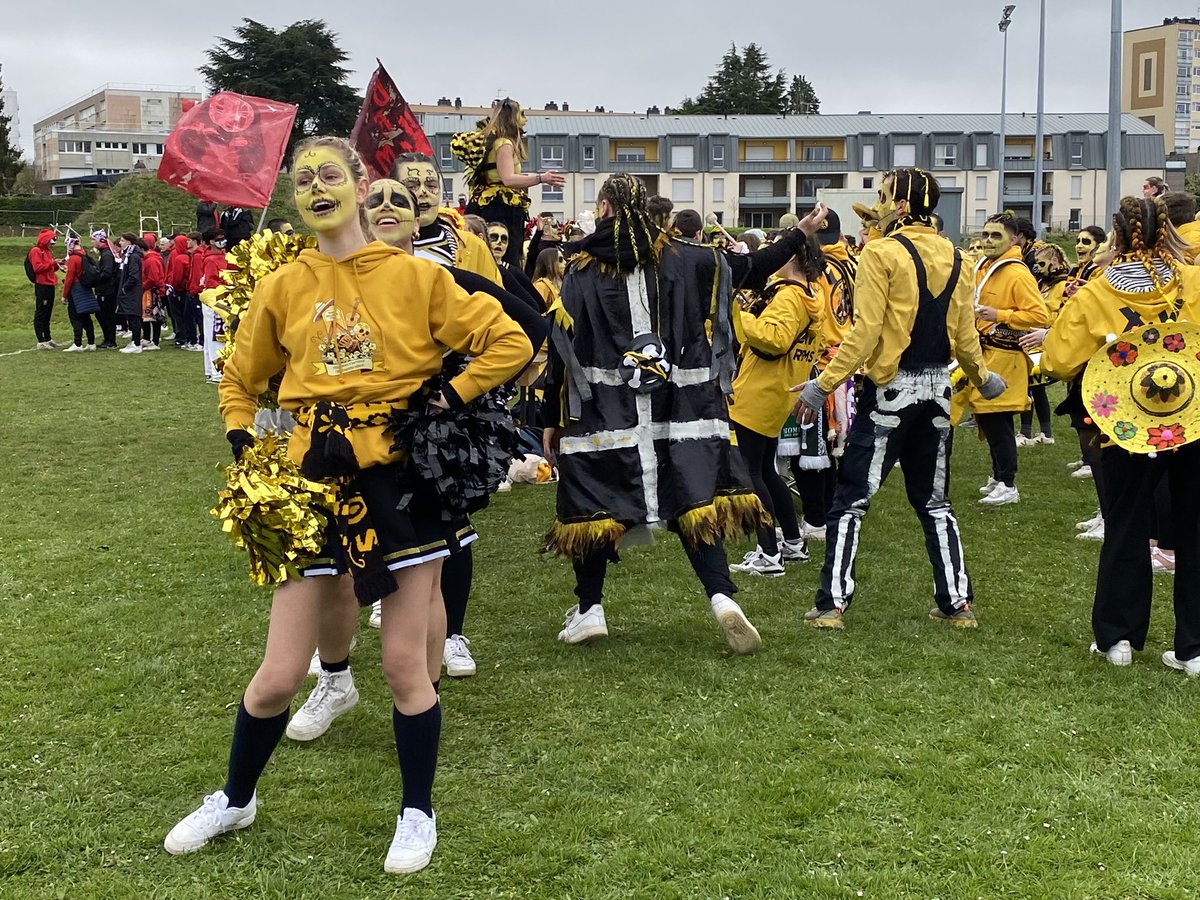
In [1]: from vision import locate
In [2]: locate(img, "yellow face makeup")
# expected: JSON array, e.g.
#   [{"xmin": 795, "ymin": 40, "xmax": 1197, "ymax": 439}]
[
  {"xmin": 293, "ymin": 147, "xmax": 360, "ymax": 233},
  {"xmin": 365, "ymin": 179, "xmax": 417, "ymax": 247},
  {"xmin": 980, "ymin": 225, "xmax": 1013, "ymax": 260},
  {"xmin": 397, "ymin": 162, "xmax": 443, "ymax": 227},
  {"xmin": 1076, "ymin": 231, "xmax": 1097, "ymax": 264},
  {"xmin": 487, "ymin": 224, "xmax": 509, "ymax": 262}
]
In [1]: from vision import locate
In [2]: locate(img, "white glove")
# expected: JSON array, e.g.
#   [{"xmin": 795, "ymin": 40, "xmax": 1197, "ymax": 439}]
[{"xmin": 794, "ymin": 379, "xmax": 830, "ymax": 413}]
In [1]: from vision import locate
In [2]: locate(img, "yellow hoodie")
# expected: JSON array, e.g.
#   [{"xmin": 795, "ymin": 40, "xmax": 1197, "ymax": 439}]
[
  {"xmin": 219, "ymin": 242, "xmax": 532, "ymax": 467},
  {"xmin": 817, "ymin": 239, "xmax": 857, "ymax": 362},
  {"xmin": 1176, "ymin": 220, "xmax": 1200, "ymax": 264}
]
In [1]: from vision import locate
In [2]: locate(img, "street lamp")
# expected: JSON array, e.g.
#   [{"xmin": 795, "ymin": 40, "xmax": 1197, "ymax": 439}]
[
  {"xmin": 1033, "ymin": 0, "xmax": 1047, "ymax": 237},
  {"xmin": 997, "ymin": 4, "xmax": 1015, "ymax": 215}
]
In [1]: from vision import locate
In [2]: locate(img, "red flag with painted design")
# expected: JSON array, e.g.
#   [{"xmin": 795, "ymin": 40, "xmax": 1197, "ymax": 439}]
[
  {"xmin": 350, "ymin": 61, "xmax": 433, "ymax": 181},
  {"xmin": 157, "ymin": 92, "xmax": 298, "ymax": 208}
]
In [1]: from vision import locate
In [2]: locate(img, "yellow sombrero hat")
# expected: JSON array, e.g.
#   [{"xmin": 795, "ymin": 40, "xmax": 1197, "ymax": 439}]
[{"xmin": 1081, "ymin": 322, "xmax": 1200, "ymax": 454}]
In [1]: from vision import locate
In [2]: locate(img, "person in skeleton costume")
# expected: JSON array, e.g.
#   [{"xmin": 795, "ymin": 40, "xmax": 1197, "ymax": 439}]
[
  {"xmin": 966, "ymin": 214, "xmax": 1050, "ymax": 507},
  {"xmin": 482, "ymin": 219, "xmax": 542, "ymax": 307},
  {"xmin": 1016, "ymin": 243, "xmax": 1070, "ymax": 446},
  {"xmin": 541, "ymin": 175, "xmax": 770, "ymax": 654},
  {"xmin": 794, "ymin": 168, "xmax": 1005, "ymax": 631}
]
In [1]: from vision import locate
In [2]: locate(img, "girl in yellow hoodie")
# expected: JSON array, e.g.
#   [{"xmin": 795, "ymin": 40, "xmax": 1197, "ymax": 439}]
[
  {"xmin": 1042, "ymin": 195, "xmax": 1200, "ymax": 676},
  {"xmin": 164, "ymin": 137, "xmax": 531, "ymax": 873}
]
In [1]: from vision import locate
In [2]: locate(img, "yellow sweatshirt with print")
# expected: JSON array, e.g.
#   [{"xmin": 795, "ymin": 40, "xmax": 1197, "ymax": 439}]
[
  {"xmin": 817, "ymin": 239, "xmax": 857, "ymax": 364},
  {"xmin": 816, "ymin": 224, "xmax": 989, "ymax": 393},
  {"xmin": 966, "ymin": 247, "xmax": 1049, "ymax": 414},
  {"xmin": 729, "ymin": 281, "xmax": 824, "ymax": 437},
  {"xmin": 219, "ymin": 242, "xmax": 532, "ymax": 467},
  {"xmin": 1042, "ymin": 265, "xmax": 1200, "ymax": 381}
]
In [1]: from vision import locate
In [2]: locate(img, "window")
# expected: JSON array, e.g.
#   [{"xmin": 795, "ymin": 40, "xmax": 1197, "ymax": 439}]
[
  {"xmin": 712, "ymin": 144, "xmax": 725, "ymax": 167},
  {"xmin": 51, "ymin": 185, "xmax": 72, "ymax": 196},
  {"xmin": 131, "ymin": 142, "xmax": 150, "ymax": 155},
  {"xmin": 861, "ymin": 144, "xmax": 875, "ymax": 168},
  {"xmin": 745, "ymin": 145, "xmax": 776, "ymax": 162},
  {"xmin": 1070, "ymin": 139, "xmax": 1084, "ymax": 166},
  {"xmin": 441, "ymin": 178, "xmax": 453, "ymax": 203},
  {"xmin": 1070, "ymin": 175, "xmax": 1083, "ymax": 199},
  {"xmin": 1003, "ymin": 141, "xmax": 1032, "ymax": 160},
  {"xmin": 1004, "ymin": 175, "xmax": 1033, "ymax": 196},
  {"xmin": 799, "ymin": 177, "xmax": 834, "ymax": 197},
  {"xmin": 1180, "ymin": 103, "xmax": 1191, "ymax": 115},
  {"xmin": 803, "ymin": 145, "xmax": 832, "ymax": 162},
  {"xmin": 862, "ymin": 177, "xmax": 874, "ymax": 189},
  {"xmin": 1182, "ymin": 30, "xmax": 1194, "ymax": 42},
  {"xmin": 98, "ymin": 168, "xmax": 129, "ymax": 175},
  {"xmin": 1181, "ymin": 66, "xmax": 1192, "ymax": 79},
  {"xmin": 975, "ymin": 175, "xmax": 988, "ymax": 200},
  {"xmin": 892, "ymin": 143, "xmax": 916, "ymax": 167},
  {"xmin": 541, "ymin": 184, "xmax": 563, "ymax": 203},
  {"xmin": 975, "ymin": 143, "xmax": 988, "ymax": 167},
  {"xmin": 155, "ymin": 144, "xmax": 164, "ymax": 155},
  {"xmin": 713, "ymin": 177, "xmax": 724, "ymax": 202},
  {"xmin": 670, "ymin": 146, "xmax": 695, "ymax": 169},
  {"xmin": 540, "ymin": 144, "xmax": 564, "ymax": 169},
  {"xmin": 746, "ymin": 211, "xmax": 774, "ymax": 229},
  {"xmin": 615, "ymin": 146, "xmax": 645, "ymax": 163},
  {"xmin": 440, "ymin": 143, "xmax": 454, "ymax": 164},
  {"xmin": 937, "ymin": 176, "xmax": 957, "ymax": 188},
  {"xmin": 975, "ymin": 208, "xmax": 988, "ymax": 228},
  {"xmin": 1143, "ymin": 57, "xmax": 1155, "ymax": 93},
  {"xmin": 58, "ymin": 140, "xmax": 91, "ymax": 153},
  {"xmin": 671, "ymin": 177, "xmax": 694, "ymax": 203},
  {"xmin": 582, "ymin": 146, "xmax": 596, "ymax": 169},
  {"xmin": 583, "ymin": 178, "xmax": 596, "ymax": 203},
  {"xmin": 743, "ymin": 177, "xmax": 775, "ymax": 198},
  {"xmin": 1069, "ymin": 208, "xmax": 1082, "ymax": 231},
  {"xmin": 934, "ymin": 143, "xmax": 957, "ymax": 167}
]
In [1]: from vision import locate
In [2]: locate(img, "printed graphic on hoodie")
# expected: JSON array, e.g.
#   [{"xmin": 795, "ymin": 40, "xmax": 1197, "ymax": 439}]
[{"xmin": 312, "ymin": 297, "xmax": 378, "ymax": 375}]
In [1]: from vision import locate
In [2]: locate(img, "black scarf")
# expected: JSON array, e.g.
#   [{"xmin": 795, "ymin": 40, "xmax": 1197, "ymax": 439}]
[{"xmin": 574, "ymin": 214, "xmax": 654, "ymax": 273}]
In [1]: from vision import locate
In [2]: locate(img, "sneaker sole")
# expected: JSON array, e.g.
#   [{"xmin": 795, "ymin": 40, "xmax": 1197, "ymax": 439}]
[
  {"xmin": 1162, "ymin": 655, "xmax": 1200, "ymax": 676},
  {"xmin": 445, "ymin": 663, "xmax": 477, "ymax": 677},
  {"xmin": 384, "ymin": 843, "xmax": 435, "ymax": 874},
  {"xmin": 929, "ymin": 612, "xmax": 979, "ymax": 629},
  {"xmin": 559, "ymin": 624, "xmax": 608, "ymax": 644},
  {"xmin": 729, "ymin": 565, "xmax": 785, "ymax": 577},
  {"xmin": 715, "ymin": 608, "xmax": 762, "ymax": 654},
  {"xmin": 285, "ymin": 693, "xmax": 359, "ymax": 742},
  {"xmin": 164, "ymin": 814, "xmax": 255, "ymax": 855}
]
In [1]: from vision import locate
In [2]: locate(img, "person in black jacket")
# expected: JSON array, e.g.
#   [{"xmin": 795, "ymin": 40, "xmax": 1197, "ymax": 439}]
[
  {"xmin": 196, "ymin": 200, "xmax": 219, "ymax": 233},
  {"xmin": 115, "ymin": 233, "xmax": 145, "ymax": 354},
  {"xmin": 220, "ymin": 207, "xmax": 255, "ymax": 248},
  {"xmin": 91, "ymin": 230, "xmax": 120, "ymax": 348}
]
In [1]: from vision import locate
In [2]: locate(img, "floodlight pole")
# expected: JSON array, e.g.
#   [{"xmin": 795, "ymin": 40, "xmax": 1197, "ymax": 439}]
[
  {"xmin": 1106, "ymin": 0, "xmax": 1123, "ymax": 220},
  {"xmin": 1033, "ymin": 0, "xmax": 1046, "ymax": 236},
  {"xmin": 998, "ymin": 5, "xmax": 1015, "ymax": 214}
]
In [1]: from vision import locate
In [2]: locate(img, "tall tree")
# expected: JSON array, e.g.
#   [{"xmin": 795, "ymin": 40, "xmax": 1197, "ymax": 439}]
[
  {"xmin": 676, "ymin": 43, "xmax": 819, "ymax": 116},
  {"xmin": 0, "ymin": 64, "xmax": 26, "ymax": 195},
  {"xmin": 200, "ymin": 19, "xmax": 361, "ymax": 165}
]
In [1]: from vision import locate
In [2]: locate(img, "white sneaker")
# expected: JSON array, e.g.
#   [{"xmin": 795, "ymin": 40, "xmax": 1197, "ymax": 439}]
[
  {"xmin": 558, "ymin": 604, "xmax": 608, "ymax": 644},
  {"xmin": 495, "ymin": 478, "xmax": 512, "ymax": 493},
  {"xmin": 800, "ymin": 521, "xmax": 827, "ymax": 542},
  {"xmin": 286, "ymin": 669, "xmax": 359, "ymax": 741},
  {"xmin": 143, "ymin": 343, "xmax": 161, "ymax": 351},
  {"xmin": 1015, "ymin": 434, "xmax": 1036, "ymax": 448},
  {"xmin": 781, "ymin": 537, "xmax": 809, "ymax": 562},
  {"xmin": 979, "ymin": 477, "xmax": 999, "ymax": 495},
  {"xmin": 1076, "ymin": 511, "xmax": 1102, "ymax": 531},
  {"xmin": 47, "ymin": 340, "xmax": 63, "ymax": 348},
  {"xmin": 1036, "ymin": 434, "xmax": 1055, "ymax": 445},
  {"xmin": 1076, "ymin": 521, "xmax": 1105, "ymax": 542},
  {"xmin": 164, "ymin": 790, "xmax": 256, "ymax": 854},
  {"xmin": 1090, "ymin": 639, "xmax": 1132, "ymax": 667},
  {"xmin": 369, "ymin": 600, "xmax": 381, "ymax": 629},
  {"xmin": 384, "ymin": 808, "xmax": 437, "ymax": 874},
  {"xmin": 84, "ymin": 344, "xmax": 96, "ymax": 351},
  {"xmin": 710, "ymin": 593, "xmax": 762, "ymax": 654},
  {"xmin": 35, "ymin": 341, "xmax": 53, "ymax": 350},
  {"xmin": 730, "ymin": 546, "xmax": 785, "ymax": 576},
  {"xmin": 979, "ymin": 484, "xmax": 1019, "ymax": 506},
  {"xmin": 119, "ymin": 343, "xmax": 142, "ymax": 354},
  {"xmin": 444, "ymin": 634, "xmax": 477, "ymax": 677},
  {"xmin": 1152, "ymin": 548, "xmax": 1176, "ymax": 576},
  {"xmin": 1071, "ymin": 465, "xmax": 1093, "ymax": 480},
  {"xmin": 63, "ymin": 343, "xmax": 85, "ymax": 353},
  {"xmin": 1162, "ymin": 650, "xmax": 1200, "ymax": 677},
  {"xmin": 1066, "ymin": 459, "xmax": 1084, "ymax": 471}
]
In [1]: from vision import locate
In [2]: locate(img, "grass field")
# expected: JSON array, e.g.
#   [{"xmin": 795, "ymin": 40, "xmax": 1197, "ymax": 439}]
[{"xmin": 0, "ymin": 237, "xmax": 1195, "ymax": 899}]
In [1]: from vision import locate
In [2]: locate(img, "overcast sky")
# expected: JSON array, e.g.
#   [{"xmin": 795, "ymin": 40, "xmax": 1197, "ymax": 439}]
[{"xmin": 0, "ymin": 0, "xmax": 1188, "ymax": 155}]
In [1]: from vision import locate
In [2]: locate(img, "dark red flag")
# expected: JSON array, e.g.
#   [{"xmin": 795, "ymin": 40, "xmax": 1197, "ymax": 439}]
[
  {"xmin": 350, "ymin": 61, "xmax": 433, "ymax": 181},
  {"xmin": 157, "ymin": 92, "xmax": 298, "ymax": 208}
]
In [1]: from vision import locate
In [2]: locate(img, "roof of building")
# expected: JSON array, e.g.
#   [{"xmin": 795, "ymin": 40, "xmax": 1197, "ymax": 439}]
[{"xmin": 419, "ymin": 112, "xmax": 1162, "ymax": 139}]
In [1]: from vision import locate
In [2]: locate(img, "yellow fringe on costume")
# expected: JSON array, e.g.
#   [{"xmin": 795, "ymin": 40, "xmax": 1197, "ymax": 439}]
[
  {"xmin": 677, "ymin": 493, "xmax": 772, "ymax": 549},
  {"xmin": 540, "ymin": 518, "xmax": 627, "ymax": 559}
]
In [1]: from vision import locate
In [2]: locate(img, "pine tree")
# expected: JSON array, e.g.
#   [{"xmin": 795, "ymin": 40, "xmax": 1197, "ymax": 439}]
[
  {"xmin": 785, "ymin": 74, "xmax": 820, "ymax": 115},
  {"xmin": 0, "ymin": 64, "xmax": 26, "ymax": 195},
  {"xmin": 677, "ymin": 44, "xmax": 818, "ymax": 116}
]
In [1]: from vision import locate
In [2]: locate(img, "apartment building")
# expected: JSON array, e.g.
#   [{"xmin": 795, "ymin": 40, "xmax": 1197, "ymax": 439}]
[
  {"xmin": 1123, "ymin": 16, "xmax": 1200, "ymax": 154},
  {"xmin": 33, "ymin": 84, "xmax": 201, "ymax": 194},
  {"xmin": 419, "ymin": 111, "xmax": 1164, "ymax": 238}
]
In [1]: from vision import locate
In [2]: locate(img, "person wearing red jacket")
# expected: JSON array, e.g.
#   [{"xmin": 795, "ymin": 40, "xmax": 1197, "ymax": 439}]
[
  {"xmin": 164, "ymin": 234, "xmax": 191, "ymax": 348},
  {"xmin": 140, "ymin": 231, "xmax": 166, "ymax": 349},
  {"xmin": 60, "ymin": 235, "xmax": 99, "ymax": 351},
  {"xmin": 28, "ymin": 228, "xmax": 62, "ymax": 349}
]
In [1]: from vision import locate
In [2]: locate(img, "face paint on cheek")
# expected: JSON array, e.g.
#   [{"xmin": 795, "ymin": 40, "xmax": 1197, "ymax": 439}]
[
  {"xmin": 401, "ymin": 164, "xmax": 442, "ymax": 226},
  {"xmin": 294, "ymin": 148, "xmax": 359, "ymax": 233},
  {"xmin": 980, "ymin": 228, "xmax": 1011, "ymax": 259},
  {"xmin": 365, "ymin": 179, "xmax": 417, "ymax": 246},
  {"xmin": 487, "ymin": 228, "xmax": 509, "ymax": 261}
]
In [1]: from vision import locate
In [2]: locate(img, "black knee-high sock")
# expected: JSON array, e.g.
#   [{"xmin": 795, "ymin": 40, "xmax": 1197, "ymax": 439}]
[
  {"xmin": 442, "ymin": 546, "xmax": 473, "ymax": 637},
  {"xmin": 393, "ymin": 702, "xmax": 441, "ymax": 816},
  {"xmin": 223, "ymin": 700, "xmax": 289, "ymax": 808},
  {"xmin": 320, "ymin": 656, "xmax": 349, "ymax": 674}
]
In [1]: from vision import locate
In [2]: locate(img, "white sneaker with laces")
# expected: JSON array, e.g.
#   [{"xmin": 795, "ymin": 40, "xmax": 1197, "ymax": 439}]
[
  {"xmin": 979, "ymin": 477, "xmax": 999, "ymax": 495},
  {"xmin": 307, "ymin": 636, "xmax": 357, "ymax": 677},
  {"xmin": 1036, "ymin": 434, "xmax": 1055, "ymax": 445},
  {"xmin": 385, "ymin": 808, "xmax": 437, "ymax": 873},
  {"xmin": 286, "ymin": 669, "xmax": 359, "ymax": 742},
  {"xmin": 781, "ymin": 537, "xmax": 809, "ymax": 562},
  {"xmin": 1152, "ymin": 548, "xmax": 1176, "ymax": 575},
  {"xmin": 1162, "ymin": 650, "xmax": 1200, "ymax": 677},
  {"xmin": 119, "ymin": 342, "xmax": 142, "ymax": 354},
  {"xmin": 730, "ymin": 546, "xmax": 785, "ymax": 576},
  {"xmin": 710, "ymin": 593, "xmax": 762, "ymax": 654},
  {"xmin": 800, "ymin": 521, "xmax": 826, "ymax": 542},
  {"xmin": 164, "ymin": 790, "xmax": 256, "ymax": 854},
  {"xmin": 444, "ymin": 634, "xmax": 477, "ymax": 677},
  {"xmin": 1090, "ymin": 639, "xmax": 1132, "ymax": 667},
  {"xmin": 144, "ymin": 343, "xmax": 161, "ymax": 351},
  {"xmin": 1076, "ymin": 521, "xmax": 1105, "ymax": 542},
  {"xmin": 1076, "ymin": 511, "xmax": 1102, "ymax": 531},
  {"xmin": 558, "ymin": 604, "xmax": 608, "ymax": 644},
  {"xmin": 369, "ymin": 600, "xmax": 381, "ymax": 629},
  {"xmin": 84, "ymin": 344, "xmax": 96, "ymax": 351},
  {"xmin": 979, "ymin": 483, "xmax": 1019, "ymax": 506},
  {"xmin": 35, "ymin": 341, "xmax": 53, "ymax": 350},
  {"xmin": 1071, "ymin": 465, "xmax": 1093, "ymax": 480},
  {"xmin": 1066, "ymin": 459, "xmax": 1084, "ymax": 471},
  {"xmin": 63, "ymin": 343, "xmax": 84, "ymax": 353},
  {"xmin": 1015, "ymin": 434, "xmax": 1035, "ymax": 448}
]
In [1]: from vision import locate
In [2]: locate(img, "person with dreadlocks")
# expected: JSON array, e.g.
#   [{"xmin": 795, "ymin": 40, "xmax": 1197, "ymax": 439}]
[
  {"xmin": 1015, "ymin": 242, "xmax": 1071, "ymax": 447},
  {"xmin": 1041, "ymin": 195, "xmax": 1200, "ymax": 674},
  {"xmin": 793, "ymin": 168, "xmax": 1005, "ymax": 631}
]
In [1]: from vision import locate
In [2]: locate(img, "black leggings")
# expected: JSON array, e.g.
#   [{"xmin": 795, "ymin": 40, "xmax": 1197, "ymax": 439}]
[
  {"xmin": 733, "ymin": 422, "xmax": 800, "ymax": 555},
  {"xmin": 130, "ymin": 318, "xmax": 161, "ymax": 346},
  {"xmin": 1076, "ymin": 422, "xmax": 1108, "ymax": 516},
  {"xmin": 975, "ymin": 412, "xmax": 1017, "ymax": 486},
  {"xmin": 68, "ymin": 300, "xmax": 95, "ymax": 347},
  {"xmin": 792, "ymin": 461, "xmax": 836, "ymax": 528},
  {"xmin": 442, "ymin": 544, "xmax": 472, "ymax": 637},
  {"xmin": 1019, "ymin": 385, "xmax": 1052, "ymax": 439}
]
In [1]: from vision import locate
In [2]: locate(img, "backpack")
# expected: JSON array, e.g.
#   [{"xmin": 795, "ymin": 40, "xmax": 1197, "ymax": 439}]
[
  {"xmin": 24, "ymin": 252, "xmax": 36, "ymax": 283},
  {"xmin": 79, "ymin": 254, "xmax": 101, "ymax": 289}
]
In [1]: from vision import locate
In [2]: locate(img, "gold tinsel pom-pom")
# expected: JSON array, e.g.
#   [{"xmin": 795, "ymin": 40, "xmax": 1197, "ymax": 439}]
[{"xmin": 211, "ymin": 433, "xmax": 337, "ymax": 586}]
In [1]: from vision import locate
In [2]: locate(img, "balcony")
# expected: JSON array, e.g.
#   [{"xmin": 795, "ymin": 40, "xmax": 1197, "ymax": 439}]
[{"xmin": 738, "ymin": 192, "xmax": 792, "ymax": 207}]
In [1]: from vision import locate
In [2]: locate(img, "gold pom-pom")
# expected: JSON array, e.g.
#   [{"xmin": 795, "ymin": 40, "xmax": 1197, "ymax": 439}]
[{"xmin": 211, "ymin": 433, "xmax": 338, "ymax": 586}]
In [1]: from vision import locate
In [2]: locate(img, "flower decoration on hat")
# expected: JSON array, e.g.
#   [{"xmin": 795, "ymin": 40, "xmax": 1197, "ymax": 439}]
[
  {"xmin": 1142, "ymin": 328, "xmax": 1160, "ymax": 345},
  {"xmin": 1114, "ymin": 421, "xmax": 1138, "ymax": 441},
  {"xmin": 1163, "ymin": 333, "xmax": 1186, "ymax": 353},
  {"xmin": 1108, "ymin": 341, "xmax": 1138, "ymax": 367},
  {"xmin": 1089, "ymin": 392, "xmax": 1118, "ymax": 418},
  {"xmin": 1146, "ymin": 424, "xmax": 1187, "ymax": 450}
]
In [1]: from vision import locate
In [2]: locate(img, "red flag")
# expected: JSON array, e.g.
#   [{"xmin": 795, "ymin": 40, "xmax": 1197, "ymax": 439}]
[
  {"xmin": 158, "ymin": 92, "xmax": 298, "ymax": 208},
  {"xmin": 350, "ymin": 61, "xmax": 433, "ymax": 181}
]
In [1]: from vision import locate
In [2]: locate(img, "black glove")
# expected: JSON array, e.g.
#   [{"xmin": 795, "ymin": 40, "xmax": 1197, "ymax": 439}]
[{"xmin": 226, "ymin": 429, "xmax": 255, "ymax": 461}]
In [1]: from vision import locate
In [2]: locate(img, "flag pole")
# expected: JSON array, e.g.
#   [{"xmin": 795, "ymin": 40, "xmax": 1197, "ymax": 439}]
[{"xmin": 256, "ymin": 207, "xmax": 269, "ymax": 233}]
